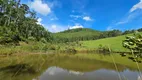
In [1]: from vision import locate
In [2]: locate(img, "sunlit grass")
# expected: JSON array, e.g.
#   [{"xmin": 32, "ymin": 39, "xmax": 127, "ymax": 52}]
[{"xmin": 80, "ymin": 32, "xmax": 142, "ymax": 52}]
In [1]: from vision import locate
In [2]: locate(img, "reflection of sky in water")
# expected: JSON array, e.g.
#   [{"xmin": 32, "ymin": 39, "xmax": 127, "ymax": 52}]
[
  {"xmin": 45, "ymin": 67, "xmax": 66, "ymax": 75},
  {"xmin": 138, "ymin": 75, "xmax": 142, "ymax": 80},
  {"xmin": 35, "ymin": 66, "xmax": 142, "ymax": 80}
]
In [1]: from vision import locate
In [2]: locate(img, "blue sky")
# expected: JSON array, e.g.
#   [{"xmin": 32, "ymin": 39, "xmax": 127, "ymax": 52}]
[{"xmin": 21, "ymin": 0, "xmax": 142, "ymax": 32}]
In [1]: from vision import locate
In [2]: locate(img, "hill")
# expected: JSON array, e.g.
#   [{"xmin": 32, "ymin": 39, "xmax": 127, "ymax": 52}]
[
  {"xmin": 53, "ymin": 28, "xmax": 122, "ymax": 42},
  {"xmin": 53, "ymin": 28, "xmax": 102, "ymax": 42},
  {"xmin": 59, "ymin": 28, "xmax": 100, "ymax": 33},
  {"xmin": 80, "ymin": 32, "xmax": 142, "ymax": 52}
]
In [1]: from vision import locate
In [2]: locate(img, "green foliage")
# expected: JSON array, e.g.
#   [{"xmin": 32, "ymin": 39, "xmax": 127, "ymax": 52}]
[
  {"xmin": 53, "ymin": 28, "xmax": 142, "ymax": 43},
  {"xmin": 48, "ymin": 45, "xmax": 56, "ymax": 50},
  {"xmin": 65, "ymin": 47, "xmax": 77, "ymax": 53},
  {"xmin": 53, "ymin": 28, "xmax": 122, "ymax": 42},
  {"xmin": 28, "ymin": 37, "xmax": 36, "ymax": 41},
  {"xmin": 0, "ymin": 0, "xmax": 52, "ymax": 45},
  {"xmin": 42, "ymin": 44, "xmax": 49, "ymax": 51},
  {"xmin": 138, "ymin": 28, "xmax": 142, "ymax": 32},
  {"xmin": 98, "ymin": 44, "xmax": 110, "ymax": 53},
  {"xmin": 122, "ymin": 30, "xmax": 136, "ymax": 35},
  {"xmin": 123, "ymin": 31, "xmax": 142, "ymax": 57},
  {"xmin": 40, "ymin": 38, "xmax": 47, "ymax": 43},
  {"xmin": 0, "ymin": 46, "xmax": 18, "ymax": 55}
]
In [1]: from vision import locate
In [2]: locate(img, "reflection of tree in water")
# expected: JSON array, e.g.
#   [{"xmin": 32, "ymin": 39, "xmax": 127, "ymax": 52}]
[
  {"xmin": 52, "ymin": 56, "xmax": 127, "ymax": 72},
  {"xmin": 0, "ymin": 64, "xmax": 36, "ymax": 76}
]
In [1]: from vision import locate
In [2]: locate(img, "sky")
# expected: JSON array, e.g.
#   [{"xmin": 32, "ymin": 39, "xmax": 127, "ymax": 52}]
[{"xmin": 21, "ymin": 0, "xmax": 142, "ymax": 32}]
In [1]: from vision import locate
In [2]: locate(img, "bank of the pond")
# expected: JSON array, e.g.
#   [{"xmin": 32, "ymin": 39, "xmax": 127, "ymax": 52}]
[{"xmin": 0, "ymin": 38, "xmax": 132, "ymax": 56}]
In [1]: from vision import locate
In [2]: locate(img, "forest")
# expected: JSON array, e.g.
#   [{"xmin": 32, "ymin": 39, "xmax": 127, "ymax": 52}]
[{"xmin": 0, "ymin": 0, "xmax": 52, "ymax": 45}]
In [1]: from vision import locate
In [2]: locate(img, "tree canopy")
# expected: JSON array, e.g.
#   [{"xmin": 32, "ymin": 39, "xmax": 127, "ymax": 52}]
[
  {"xmin": 53, "ymin": 28, "xmax": 123, "ymax": 42},
  {"xmin": 0, "ymin": 0, "xmax": 52, "ymax": 45},
  {"xmin": 123, "ymin": 31, "xmax": 142, "ymax": 57}
]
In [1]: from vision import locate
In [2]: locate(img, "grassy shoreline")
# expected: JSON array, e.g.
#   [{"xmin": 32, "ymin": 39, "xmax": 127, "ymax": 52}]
[{"xmin": 2, "ymin": 32, "xmax": 142, "ymax": 55}]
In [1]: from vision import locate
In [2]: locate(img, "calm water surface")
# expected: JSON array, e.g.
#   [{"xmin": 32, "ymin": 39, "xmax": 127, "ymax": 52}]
[
  {"xmin": 0, "ymin": 54, "xmax": 142, "ymax": 80},
  {"xmin": 34, "ymin": 66, "xmax": 142, "ymax": 80}
]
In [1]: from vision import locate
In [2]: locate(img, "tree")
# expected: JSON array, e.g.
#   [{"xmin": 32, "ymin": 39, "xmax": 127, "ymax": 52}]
[{"xmin": 0, "ymin": 0, "xmax": 52, "ymax": 44}]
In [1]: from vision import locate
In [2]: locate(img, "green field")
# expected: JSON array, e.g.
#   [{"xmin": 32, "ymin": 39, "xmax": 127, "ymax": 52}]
[{"xmin": 80, "ymin": 32, "xmax": 142, "ymax": 52}]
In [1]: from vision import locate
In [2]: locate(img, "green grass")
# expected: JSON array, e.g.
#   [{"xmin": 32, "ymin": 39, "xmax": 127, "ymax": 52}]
[
  {"xmin": 0, "ymin": 41, "xmax": 81, "ymax": 55},
  {"xmin": 0, "ymin": 41, "xmax": 63, "ymax": 55},
  {"xmin": 80, "ymin": 32, "xmax": 142, "ymax": 52}
]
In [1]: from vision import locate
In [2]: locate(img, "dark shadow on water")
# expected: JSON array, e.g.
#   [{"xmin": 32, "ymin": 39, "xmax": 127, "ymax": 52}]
[
  {"xmin": 0, "ymin": 63, "xmax": 36, "ymax": 76},
  {"xmin": 128, "ymin": 57, "xmax": 142, "ymax": 63},
  {"xmin": 119, "ymin": 53, "xmax": 142, "ymax": 63},
  {"xmin": 120, "ymin": 53, "xmax": 127, "ymax": 57}
]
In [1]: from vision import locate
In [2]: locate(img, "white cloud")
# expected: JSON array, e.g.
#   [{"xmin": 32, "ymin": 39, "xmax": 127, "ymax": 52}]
[
  {"xmin": 46, "ymin": 67, "xmax": 65, "ymax": 76},
  {"xmin": 116, "ymin": 21, "xmax": 127, "ymax": 25},
  {"xmin": 70, "ymin": 15, "xmax": 93, "ymax": 21},
  {"xmin": 50, "ymin": 17, "xmax": 58, "ymax": 21},
  {"xmin": 69, "ymin": 24, "xmax": 84, "ymax": 29},
  {"xmin": 107, "ymin": 0, "xmax": 142, "ymax": 30},
  {"xmin": 115, "ymin": 15, "xmax": 133, "ymax": 25},
  {"xmin": 130, "ymin": 0, "xmax": 142, "ymax": 12},
  {"xmin": 115, "ymin": 11, "xmax": 141, "ymax": 25},
  {"xmin": 46, "ymin": 24, "xmax": 84, "ymax": 33},
  {"xmin": 69, "ymin": 70, "xmax": 84, "ymax": 75},
  {"xmin": 37, "ymin": 18, "xmax": 44, "ymax": 26},
  {"xmin": 106, "ymin": 26, "xmax": 113, "ymax": 30},
  {"xmin": 70, "ymin": 15, "xmax": 82, "ymax": 19},
  {"xmin": 47, "ymin": 25, "xmax": 67, "ymax": 33},
  {"xmin": 83, "ymin": 16, "xmax": 92, "ymax": 21},
  {"xmin": 30, "ymin": 0, "xmax": 51, "ymax": 15},
  {"xmin": 48, "ymin": 0, "xmax": 62, "ymax": 9}
]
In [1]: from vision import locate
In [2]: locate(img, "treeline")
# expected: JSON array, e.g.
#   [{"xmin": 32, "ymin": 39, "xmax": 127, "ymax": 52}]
[
  {"xmin": 53, "ymin": 28, "xmax": 122, "ymax": 42},
  {"xmin": 53, "ymin": 28, "xmax": 99, "ymax": 42},
  {"xmin": 122, "ymin": 28, "xmax": 142, "ymax": 35},
  {"xmin": 0, "ymin": 0, "xmax": 52, "ymax": 45},
  {"xmin": 53, "ymin": 28, "xmax": 142, "ymax": 42}
]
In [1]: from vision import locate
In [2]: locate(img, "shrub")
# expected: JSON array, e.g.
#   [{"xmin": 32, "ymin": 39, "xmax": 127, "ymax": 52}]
[
  {"xmin": 40, "ymin": 38, "xmax": 47, "ymax": 43},
  {"xmin": 42, "ymin": 44, "xmax": 49, "ymax": 51},
  {"xmin": 28, "ymin": 37, "xmax": 36, "ymax": 41},
  {"xmin": 48, "ymin": 45, "xmax": 56, "ymax": 50},
  {"xmin": 98, "ymin": 44, "xmax": 110, "ymax": 53},
  {"xmin": 65, "ymin": 47, "xmax": 77, "ymax": 53}
]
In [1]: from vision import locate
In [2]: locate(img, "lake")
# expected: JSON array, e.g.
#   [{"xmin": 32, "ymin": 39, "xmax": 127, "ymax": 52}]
[{"xmin": 0, "ymin": 53, "xmax": 142, "ymax": 80}]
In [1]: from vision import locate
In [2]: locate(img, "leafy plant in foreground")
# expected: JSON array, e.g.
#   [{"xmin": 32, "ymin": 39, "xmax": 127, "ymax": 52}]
[{"xmin": 123, "ymin": 31, "xmax": 142, "ymax": 58}]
